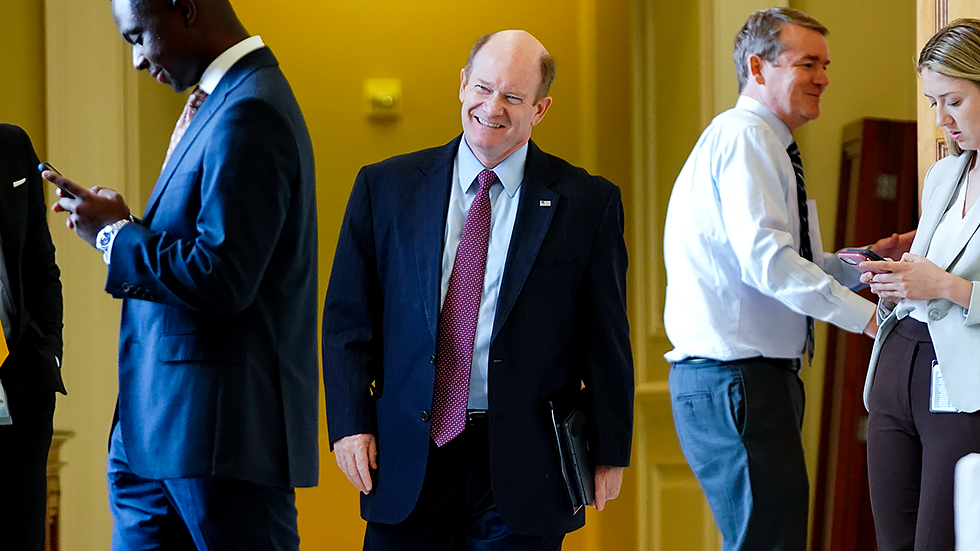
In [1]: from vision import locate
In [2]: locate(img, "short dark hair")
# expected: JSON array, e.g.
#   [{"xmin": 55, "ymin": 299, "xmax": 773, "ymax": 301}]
[
  {"xmin": 463, "ymin": 33, "xmax": 556, "ymax": 104},
  {"xmin": 733, "ymin": 8, "xmax": 828, "ymax": 92}
]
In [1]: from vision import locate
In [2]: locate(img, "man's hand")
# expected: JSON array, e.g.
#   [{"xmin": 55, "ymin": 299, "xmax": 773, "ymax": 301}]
[
  {"xmin": 45, "ymin": 171, "xmax": 131, "ymax": 248},
  {"xmin": 592, "ymin": 464, "xmax": 624, "ymax": 511},
  {"xmin": 869, "ymin": 231, "xmax": 916, "ymax": 261},
  {"xmin": 333, "ymin": 433, "xmax": 378, "ymax": 495}
]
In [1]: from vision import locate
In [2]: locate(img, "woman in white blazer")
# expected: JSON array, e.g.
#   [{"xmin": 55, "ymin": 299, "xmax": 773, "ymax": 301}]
[{"xmin": 861, "ymin": 19, "xmax": 980, "ymax": 551}]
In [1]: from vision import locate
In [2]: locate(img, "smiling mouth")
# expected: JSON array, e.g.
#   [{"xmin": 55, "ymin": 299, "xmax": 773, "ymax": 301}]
[{"xmin": 475, "ymin": 116, "xmax": 504, "ymax": 129}]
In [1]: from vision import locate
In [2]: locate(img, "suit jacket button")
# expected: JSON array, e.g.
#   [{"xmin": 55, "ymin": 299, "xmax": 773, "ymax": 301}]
[
  {"xmin": 430, "ymin": 354, "xmax": 436, "ymax": 365},
  {"xmin": 420, "ymin": 410, "xmax": 431, "ymax": 422},
  {"xmin": 121, "ymin": 282, "xmax": 131, "ymax": 292}
]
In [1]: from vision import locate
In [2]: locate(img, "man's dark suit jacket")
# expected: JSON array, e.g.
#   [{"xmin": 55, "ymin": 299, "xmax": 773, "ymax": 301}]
[
  {"xmin": 0, "ymin": 125, "xmax": 64, "ymax": 393},
  {"xmin": 323, "ymin": 136, "xmax": 634, "ymax": 535},
  {"xmin": 105, "ymin": 48, "xmax": 319, "ymax": 488}
]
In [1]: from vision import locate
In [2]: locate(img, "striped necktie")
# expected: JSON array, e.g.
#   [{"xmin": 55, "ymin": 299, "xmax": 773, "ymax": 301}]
[{"xmin": 787, "ymin": 141, "xmax": 815, "ymax": 364}]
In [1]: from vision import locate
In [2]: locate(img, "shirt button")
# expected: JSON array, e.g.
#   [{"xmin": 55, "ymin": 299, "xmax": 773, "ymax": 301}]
[{"xmin": 420, "ymin": 411, "xmax": 431, "ymax": 422}]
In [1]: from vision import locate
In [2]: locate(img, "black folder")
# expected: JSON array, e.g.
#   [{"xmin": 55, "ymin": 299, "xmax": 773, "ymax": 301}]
[{"xmin": 548, "ymin": 390, "xmax": 595, "ymax": 512}]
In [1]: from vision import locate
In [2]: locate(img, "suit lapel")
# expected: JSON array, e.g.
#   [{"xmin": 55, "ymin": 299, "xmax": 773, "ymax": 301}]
[
  {"xmin": 413, "ymin": 139, "xmax": 459, "ymax": 342},
  {"xmin": 912, "ymin": 151, "xmax": 972, "ymax": 258},
  {"xmin": 143, "ymin": 48, "xmax": 278, "ymax": 223},
  {"xmin": 491, "ymin": 141, "xmax": 557, "ymax": 342}
]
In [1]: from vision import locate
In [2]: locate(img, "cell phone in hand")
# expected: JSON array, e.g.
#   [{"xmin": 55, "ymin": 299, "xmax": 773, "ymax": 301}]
[
  {"xmin": 837, "ymin": 248, "xmax": 889, "ymax": 273},
  {"xmin": 37, "ymin": 162, "xmax": 75, "ymax": 199}
]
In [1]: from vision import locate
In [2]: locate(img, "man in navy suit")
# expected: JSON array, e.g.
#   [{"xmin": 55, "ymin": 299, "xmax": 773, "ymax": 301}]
[
  {"xmin": 0, "ymin": 125, "xmax": 64, "ymax": 551},
  {"xmin": 46, "ymin": 0, "xmax": 318, "ymax": 549},
  {"xmin": 323, "ymin": 30, "xmax": 634, "ymax": 550}
]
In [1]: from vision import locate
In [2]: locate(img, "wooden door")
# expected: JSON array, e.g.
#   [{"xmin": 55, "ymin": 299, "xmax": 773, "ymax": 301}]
[{"xmin": 811, "ymin": 119, "xmax": 919, "ymax": 551}]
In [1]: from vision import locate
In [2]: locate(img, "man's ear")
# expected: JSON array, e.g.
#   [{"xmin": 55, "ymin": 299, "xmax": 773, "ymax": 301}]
[
  {"xmin": 172, "ymin": 0, "xmax": 197, "ymax": 25},
  {"xmin": 748, "ymin": 54, "xmax": 766, "ymax": 85}
]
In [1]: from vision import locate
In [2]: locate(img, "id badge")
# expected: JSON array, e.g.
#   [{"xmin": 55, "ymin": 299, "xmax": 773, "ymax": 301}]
[
  {"xmin": 0, "ymin": 380, "xmax": 11, "ymax": 425},
  {"xmin": 931, "ymin": 360, "xmax": 961, "ymax": 413}
]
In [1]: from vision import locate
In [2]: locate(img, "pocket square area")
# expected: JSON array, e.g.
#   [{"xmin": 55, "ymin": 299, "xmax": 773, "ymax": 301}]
[{"xmin": 12, "ymin": 178, "xmax": 25, "ymax": 187}]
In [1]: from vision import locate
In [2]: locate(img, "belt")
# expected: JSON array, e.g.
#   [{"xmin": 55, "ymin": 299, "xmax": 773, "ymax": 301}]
[
  {"xmin": 466, "ymin": 410, "xmax": 488, "ymax": 426},
  {"xmin": 673, "ymin": 355, "xmax": 801, "ymax": 372}
]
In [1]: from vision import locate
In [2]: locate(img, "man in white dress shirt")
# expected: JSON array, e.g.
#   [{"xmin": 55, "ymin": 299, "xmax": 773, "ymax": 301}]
[{"xmin": 662, "ymin": 7, "xmax": 891, "ymax": 551}]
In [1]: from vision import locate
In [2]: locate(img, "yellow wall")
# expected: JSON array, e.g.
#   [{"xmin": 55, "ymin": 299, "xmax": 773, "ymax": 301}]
[{"xmin": 0, "ymin": 1, "xmax": 46, "ymax": 153}]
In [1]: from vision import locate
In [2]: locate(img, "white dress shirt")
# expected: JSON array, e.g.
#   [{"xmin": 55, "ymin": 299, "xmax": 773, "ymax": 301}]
[
  {"xmin": 441, "ymin": 139, "xmax": 525, "ymax": 409},
  {"xmin": 663, "ymin": 95, "xmax": 875, "ymax": 362}
]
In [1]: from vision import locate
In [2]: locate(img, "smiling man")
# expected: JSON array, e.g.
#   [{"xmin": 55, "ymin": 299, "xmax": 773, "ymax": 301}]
[
  {"xmin": 322, "ymin": 30, "xmax": 634, "ymax": 550},
  {"xmin": 662, "ymin": 8, "xmax": 884, "ymax": 551},
  {"xmin": 45, "ymin": 0, "xmax": 319, "ymax": 549}
]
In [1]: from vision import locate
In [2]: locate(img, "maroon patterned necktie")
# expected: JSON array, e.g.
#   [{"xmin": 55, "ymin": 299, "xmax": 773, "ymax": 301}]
[
  {"xmin": 164, "ymin": 87, "xmax": 208, "ymax": 167},
  {"xmin": 430, "ymin": 169, "xmax": 497, "ymax": 447}
]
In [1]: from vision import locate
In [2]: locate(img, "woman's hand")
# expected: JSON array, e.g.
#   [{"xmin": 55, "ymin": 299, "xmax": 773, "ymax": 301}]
[{"xmin": 861, "ymin": 253, "xmax": 972, "ymax": 308}]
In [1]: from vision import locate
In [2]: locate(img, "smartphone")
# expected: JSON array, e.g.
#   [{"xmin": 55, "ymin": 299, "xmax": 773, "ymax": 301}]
[
  {"xmin": 37, "ymin": 162, "xmax": 75, "ymax": 199},
  {"xmin": 837, "ymin": 248, "xmax": 888, "ymax": 273}
]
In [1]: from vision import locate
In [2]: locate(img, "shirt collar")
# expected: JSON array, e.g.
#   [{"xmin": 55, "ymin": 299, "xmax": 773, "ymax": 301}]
[
  {"xmin": 736, "ymin": 95, "xmax": 795, "ymax": 149},
  {"xmin": 198, "ymin": 35, "xmax": 266, "ymax": 95},
  {"xmin": 456, "ymin": 140, "xmax": 527, "ymax": 198}
]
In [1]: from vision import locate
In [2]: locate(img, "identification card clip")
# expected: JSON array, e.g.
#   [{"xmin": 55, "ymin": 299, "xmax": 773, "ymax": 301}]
[
  {"xmin": 0, "ymin": 380, "xmax": 11, "ymax": 425},
  {"xmin": 931, "ymin": 360, "xmax": 961, "ymax": 413}
]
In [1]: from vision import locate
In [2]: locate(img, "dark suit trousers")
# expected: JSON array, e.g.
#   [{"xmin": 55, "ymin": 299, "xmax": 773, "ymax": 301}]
[
  {"xmin": 670, "ymin": 357, "xmax": 809, "ymax": 551},
  {"xmin": 363, "ymin": 417, "xmax": 566, "ymax": 551},
  {"xmin": 867, "ymin": 317, "xmax": 980, "ymax": 551},
  {"xmin": 107, "ymin": 424, "xmax": 299, "ymax": 551},
  {"xmin": 0, "ymin": 385, "xmax": 55, "ymax": 551}
]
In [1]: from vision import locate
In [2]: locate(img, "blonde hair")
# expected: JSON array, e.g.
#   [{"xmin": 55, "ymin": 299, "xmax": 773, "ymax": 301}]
[{"xmin": 918, "ymin": 18, "xmax": 980, "ymax": 156}]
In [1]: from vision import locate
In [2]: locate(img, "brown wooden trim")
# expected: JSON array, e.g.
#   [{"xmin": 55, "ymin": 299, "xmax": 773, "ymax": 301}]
[{"xmin": 937, "ymin": 0, "xmax": 948, "ymax": 30}]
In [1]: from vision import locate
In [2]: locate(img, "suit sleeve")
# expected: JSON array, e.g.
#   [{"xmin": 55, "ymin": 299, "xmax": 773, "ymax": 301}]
[
  {"xmin": 16, "ymin": 128, "xmax": 64, "ymax": 385},
  {"xmin": 105, "ymin": 97, "xmax": 298, "ymax": 314},
  {"xmin": 582, "ymin": 184, "xmax": 633, "ymax": 467},
  {"xmin": 322, "ymin": 167, "xmax": 383, "ymax": 447}
]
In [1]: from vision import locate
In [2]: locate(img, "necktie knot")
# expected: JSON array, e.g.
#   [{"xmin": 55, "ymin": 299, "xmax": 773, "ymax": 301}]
[{"xmin": 477, "ymin": 169, "xmax": 498, "ymax": 193}]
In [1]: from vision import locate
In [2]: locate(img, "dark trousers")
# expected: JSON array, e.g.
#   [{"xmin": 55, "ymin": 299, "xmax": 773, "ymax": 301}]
[
  {"xmin": 0, "ymin": 385, "xmax": 55, "ymax": 551},
  {"xmin": 107, "ymin": 424, "xmax": 299, "ymax": 551},
  {"xmin": 867, "ymin": 317, "xmax": 980, "ymax": 551},
  {"xmin": 363, "ymin": 416, "xmax": 566, "ymax": 551},
  {"xmin": 669, "ymin": 357, "xmax": 808, "ymax": 551}
]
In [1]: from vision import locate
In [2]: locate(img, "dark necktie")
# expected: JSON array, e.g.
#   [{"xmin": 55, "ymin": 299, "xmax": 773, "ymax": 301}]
[
  {"xmin": 164, "ymin": 87, "xmax": 208, "ymax": 167},
  {"xmin": 787, "ymin": 142, "xmax": 815, "ymax": 363},
  {"xmin": 430, "ymin": 169, "xmax": 497, "ymax": 447}
]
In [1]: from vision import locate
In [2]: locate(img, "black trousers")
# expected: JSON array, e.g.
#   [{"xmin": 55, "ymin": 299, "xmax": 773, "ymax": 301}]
[
  {"xmin": 0, "ymin": 385, "xmax": 56, "ymax": 551},
  {"xmin": 363, "ymin": 416, "xmax": 566, "ymax": 551},
  {"xmin": 868, "ymin": 317, "xmax": 980, "ymax": 551}
]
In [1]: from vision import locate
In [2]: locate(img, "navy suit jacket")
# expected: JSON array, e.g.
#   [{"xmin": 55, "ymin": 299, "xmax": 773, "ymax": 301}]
[
  {"xmin": 0, "ymin": 125, "xmax": 63, "ymax": 394},
  {"xmin": 106, "ymin": 48, "xmax": 319, "ymax": 488},
  {"xmin": 323, "ymin": 136, "xmax": 633, "ymax": 535}
]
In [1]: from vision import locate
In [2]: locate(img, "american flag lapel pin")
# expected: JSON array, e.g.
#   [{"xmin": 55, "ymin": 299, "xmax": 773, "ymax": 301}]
[{"xmin": 539, "ymin": 200, "xmax": 552, "ymax": 207}]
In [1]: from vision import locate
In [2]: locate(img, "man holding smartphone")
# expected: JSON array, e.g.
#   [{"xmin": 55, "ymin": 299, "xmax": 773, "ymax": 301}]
[
  {"xmin": 45, "ymin": 0, "xmax": 318, "ymax": 549},
  {"xmin": 662, "ymin": 8, "xmax": 905, "ymax": 551}
]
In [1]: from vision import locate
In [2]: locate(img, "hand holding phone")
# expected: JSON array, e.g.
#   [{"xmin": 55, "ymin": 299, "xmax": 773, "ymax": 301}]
[
  {"xmin": 837, "ymin": 248, "xmax": 889, "ymax": 274},
  {"xmin": 37, "ymin": 162, "xmax": 75, "ymax": 199}
]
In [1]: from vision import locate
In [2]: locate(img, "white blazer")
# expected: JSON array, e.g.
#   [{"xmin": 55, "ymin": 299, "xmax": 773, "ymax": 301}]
[{"xmin": 864, "ymin": 150, "xmax": 980, "ymax": 413}]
